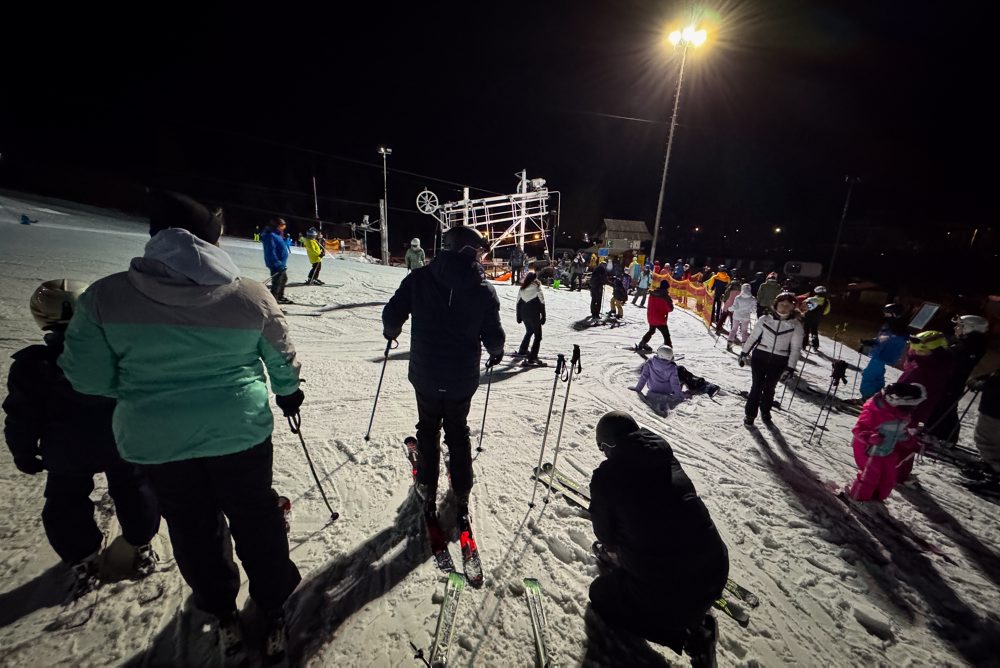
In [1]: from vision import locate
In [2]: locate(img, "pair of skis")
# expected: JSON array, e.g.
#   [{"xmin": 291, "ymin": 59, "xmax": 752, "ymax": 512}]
[{"xmin": 404, "ymin": 437, "xmax": 484, "ymax": 585}]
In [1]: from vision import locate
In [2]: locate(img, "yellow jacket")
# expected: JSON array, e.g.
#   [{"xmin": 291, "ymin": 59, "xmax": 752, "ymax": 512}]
[{"xmin": 305, "ymin": 238, "xmax": 324, "ymax": 264}]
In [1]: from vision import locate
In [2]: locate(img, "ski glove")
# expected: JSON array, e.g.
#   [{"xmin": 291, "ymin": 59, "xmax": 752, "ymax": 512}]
[
  {"xmin": 780, "ymin": 368, "xmax": 794, "ymax": 382},
  {"xmin": 485, "ymin": 351, "xmax": 503, "ymax": 368},
  {"xmin": 383, "ymin": 328, "xmax": 401, "ymax": 341},
  {"xmin": 14, "ymin": 455, "xmax": 44, "ymax": 475},
  {"xmin": 737, "ymin": 353, "xmax": 747, "ymax": 368},
  {"xmin": 275, "ymin": 389, "xmax": 305, "ymax": 417}
]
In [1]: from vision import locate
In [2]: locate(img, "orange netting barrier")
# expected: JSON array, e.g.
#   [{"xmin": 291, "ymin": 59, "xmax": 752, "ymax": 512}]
[{"xmin": 666, "ymin": 275, "xmax": 713, "ymax": 329}]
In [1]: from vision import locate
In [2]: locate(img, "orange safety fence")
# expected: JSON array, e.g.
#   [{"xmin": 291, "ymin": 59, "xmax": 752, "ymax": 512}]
[{"xmin": 666, "ymin": 276, "xmax": 713, "ymax": 329}]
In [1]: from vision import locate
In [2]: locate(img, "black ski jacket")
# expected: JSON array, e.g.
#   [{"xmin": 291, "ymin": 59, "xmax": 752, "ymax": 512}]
[
  {"xmin": 3, "ymin": 333, "xmax": 121, "ymax": 474},
  {"xmin": 383, "ymin": 251, "xmax": 505, "ymax": 399},
  {"xmin": 589, "ymin": 264, "xmax": 608, "ymax": 294},
  {"xmin": 589, "ymin": 427, "xmax": 729, "ymax": 595}
]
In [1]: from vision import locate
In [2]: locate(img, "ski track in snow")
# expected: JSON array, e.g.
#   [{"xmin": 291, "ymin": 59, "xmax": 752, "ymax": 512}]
[{"xmin": 2, "ymin": 193, "xmax": 1000, "ymax": 666}]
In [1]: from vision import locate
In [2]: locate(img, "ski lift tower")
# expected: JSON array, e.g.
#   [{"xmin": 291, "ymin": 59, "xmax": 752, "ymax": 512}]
[{"xmin": 415, "ymin": 170, "xmax": 556, "ymax": 258}]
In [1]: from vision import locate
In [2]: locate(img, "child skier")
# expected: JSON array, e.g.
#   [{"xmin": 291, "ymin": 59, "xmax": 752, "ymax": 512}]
[
  {"xmin": 636, "ymin": 281, "xmax": 673, "ymax": 352},
  {"xmin": 847, "ymin": 382, "xmax": 926, "ymax": 502},
  {"xmin": 726, "ymin": 283, "xmax": 756, "ymax": 351},
  {"xmin": 3, "ymin": 280, "xmax": 161, "ymax": 600},
  {"xmin": 894, "ymin": 331, "xmax": 954, "ymax": 482},
  {"xmin": 629, "ymin": 346, "xmax": 721, "ymax": 416},
  {"xmin": 857, "ymin": 303, "xmax": 910, "ymax": 401},
  {"xmin": 304, "ymin": 227, "xmax": 326, "ymax": 285},
  {"xmin": 515, "ymin": 272, "xmax": 546, "ymax": 366},
  {"xmin": 609, "ymin": 274, "xmax": 628, "ymax": 319}
]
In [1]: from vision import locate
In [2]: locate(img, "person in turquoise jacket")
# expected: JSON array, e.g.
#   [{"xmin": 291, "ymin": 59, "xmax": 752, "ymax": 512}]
[{"xmin": 59, "ymin": 191, "xmax": 303, "ymax": 663}]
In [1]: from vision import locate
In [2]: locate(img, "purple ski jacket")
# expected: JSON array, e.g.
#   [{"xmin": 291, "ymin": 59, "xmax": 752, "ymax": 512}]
[{"xmin": 635, "ymin": 356, "xmax": 683, "ymax": 397}]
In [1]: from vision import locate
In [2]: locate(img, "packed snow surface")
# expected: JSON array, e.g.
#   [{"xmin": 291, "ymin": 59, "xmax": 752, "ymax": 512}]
[{"xmin": 1, "ymin": 194, "xmax": 999, "ymax": 666}]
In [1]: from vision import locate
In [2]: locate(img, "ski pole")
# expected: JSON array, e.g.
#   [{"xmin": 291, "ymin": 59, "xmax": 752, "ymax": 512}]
[
  {"xmin": 475, "ymin": 364, "xmax": 495, "ymax": 453},
  {"xmin": 850, "ymin": 346, "xmax": 863, "ymax": 399},
  {"xmin": 364, "ymin": 339, "xmax": 397, "ymax": 441},
  {"xmin": 807, "ymin": 377, "xmax": 837, "ymax": 443},
  {"xmin": 528, "ymin": 354, "xmax": 567, "ymax": 508},
  {"xmin": 543, "ymin": 345, "xmax": 582, "ymax": 505},
  {"xmin": 287, "ymin": 414, "xmax": 340, "ymax": 523},
  {"xmin": 783, "ymin": 346, "xmax": 812, "ymax": 411},
  {"xmin": 945, "ymin": 389, "xmax": 981, "ymax": 443}
]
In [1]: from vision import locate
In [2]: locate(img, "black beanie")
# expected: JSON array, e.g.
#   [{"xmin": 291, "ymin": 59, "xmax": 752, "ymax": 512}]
[
  {"xmin": 149, "ymin": 190, "xmax": 224, "ymax": 244},
  {"xmin": 596, "ymin": 410, "xmax": 639, "ymax": 450}
]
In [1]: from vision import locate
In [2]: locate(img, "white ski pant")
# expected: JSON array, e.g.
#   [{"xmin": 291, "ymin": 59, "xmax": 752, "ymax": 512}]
[{"xmin": 728, "ymin": 318, "xmax": 751, "ymax": 343}]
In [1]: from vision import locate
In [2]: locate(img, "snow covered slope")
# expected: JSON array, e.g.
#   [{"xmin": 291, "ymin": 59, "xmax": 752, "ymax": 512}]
[{"xmin": 1, "ymin": 194, "xmax": 999, "ymax": 666}]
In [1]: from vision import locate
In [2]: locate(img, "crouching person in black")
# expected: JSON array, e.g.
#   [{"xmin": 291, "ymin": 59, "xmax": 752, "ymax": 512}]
[
  {"xmin": 3, "ymin": 280, "xmax": 161, "ymax": 601},
  {"xmin": 589, "ymin": 411, "xmax": 728, "ymax": 667}
]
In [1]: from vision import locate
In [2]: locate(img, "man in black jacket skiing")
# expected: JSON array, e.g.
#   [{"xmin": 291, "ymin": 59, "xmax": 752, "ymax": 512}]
[
  {"xmin": 382, "ymin": 225, "xmax": 505, "ymax": 521},
  {"xmin": 589, "ymin": 411, "xmax": 728, "ymax": 667}
]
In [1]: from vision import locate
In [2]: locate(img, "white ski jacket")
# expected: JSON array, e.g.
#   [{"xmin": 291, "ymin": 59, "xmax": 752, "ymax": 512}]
[{"xmin": 743, "ymin": 312, "xmax": 804, "ymax": 369}]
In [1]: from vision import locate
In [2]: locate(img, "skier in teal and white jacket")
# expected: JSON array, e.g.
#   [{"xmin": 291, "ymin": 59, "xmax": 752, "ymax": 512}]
[{"xmin": 59, "ymin": 191, "xmax": 302, "ymax": 661}]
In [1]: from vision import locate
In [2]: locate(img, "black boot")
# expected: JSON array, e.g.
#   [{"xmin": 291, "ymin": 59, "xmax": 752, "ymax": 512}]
[{"xmin": 684, "ymin": 613, "xmax": 718, "ymax": 668}]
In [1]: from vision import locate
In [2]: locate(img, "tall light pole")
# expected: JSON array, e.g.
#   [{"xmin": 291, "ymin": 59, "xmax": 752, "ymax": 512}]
[
  {"xmin": 826, "ymin": 175, "xmax": 859, "ymax": 285},
  {"xmin": 378, "ymin": 146, "xmax": 392, "ymax": 264},
  {"xmin": 649, "ymin": 25, "xmax": 707, "ymax": 266}
]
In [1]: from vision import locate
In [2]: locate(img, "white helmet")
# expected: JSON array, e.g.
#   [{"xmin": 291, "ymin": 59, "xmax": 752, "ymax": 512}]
[
  {"xmin": 656, "ymin": 345, "xmax": 674, "ymax": 361},
  {"xmin": 953, "ymin": 314, "xmax": 988, "ymax": 335},
  {"xmin": 883, "ymin": 382, "xmax": 927, "ymax": 407},
  {"xmin": 30, "ymin": 279, "xmax": 89, "ymax": 330},
  {"xmin": 410, "ymin": 238, "xmax": 421, "ymax": 248},
  {"xmin": 813, "ymin": 285, "xmax": 827, "ymax": 294}
]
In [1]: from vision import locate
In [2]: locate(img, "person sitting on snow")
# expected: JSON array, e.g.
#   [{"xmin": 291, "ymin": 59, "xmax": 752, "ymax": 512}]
[
  {"xmin": 589, "ymin": 411, "xmax": 729, "ymax": 668},
  {"xmin": 629, "ymin": 346, "xmax": 720, "ymax": 416},
  {"xmin": 847, "ymin": 382, "xmax": 926, "ymax": 502}
]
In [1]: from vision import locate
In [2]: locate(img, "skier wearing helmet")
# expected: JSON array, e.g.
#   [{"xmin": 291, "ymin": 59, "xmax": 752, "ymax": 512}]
[
  {"xmin": 797, "ymin": 285, "xmax": 831, "ymax": 352},
  {"xmin": 857, "ymin": 303, "xmax": 911, "ymax": 401},
  {"xmin": 405, "ymin": 237, "xmax": 426, "ymax": 272},
  {"xmin": 894, "ymin": 331, "xmax": 955, "ymax": 482},
  {"xmin": 846, "ymin": 382, "xmax": 927, "ymax": 501},
  {"xmin": 304, "ymin": 228, "xmax": 325, "ymax": 285},
  {"xmin": 3, "ymin": 280, "xmax": 162, "ymax": 601},
  {"xmin": 926, "ymin": 314, "xmax": 990, "ymax": 442},
  {"xmin": 740, "ymin": 292, "xmax": 804, "ymax": 427},
  {"xmin": 588, "ymin": 411, "xmax": 728, "ymax": 667}
]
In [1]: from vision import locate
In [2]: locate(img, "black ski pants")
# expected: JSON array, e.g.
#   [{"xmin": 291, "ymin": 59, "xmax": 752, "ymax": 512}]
[
  {"xmin": 43, "ymin": 458, "xmax": 160, "ymax": 564},
  {"xmin": 711, "ymin": 293, "xmax": 726, "ymax": 324},
  {"xmin": 631, "ymin": 288, "xmax": 647, "ymax": 306},
  {"xmin": 307, "ymin": 261, "xmax": 322, "ymax": 283},
  {"xmin": 519, "ymin": 319, "xmax": 543, "ymax": 360},
  {"xmin": 639, "ymin": 325, "xmax": 672, "ymax": 348},
  {"xmin": 269, "ymin": 268, "xmax": 288, "ymax": 299},
  {"xmin": 590, "ymin": 287, "xmax": 604, "ymax": 318},
  {"xmin": 142, "ymin": 438, "xmax": 300, "ymax": 618},
  {"xmin": 414, "ymin": 392, "xmax": 475, "ymax": 498},
  {"xmin": 802, "ymin": 314, "xmax": 821, "ymax": 348},
  {"xmin": 745, "ymin": 349, "xmax": 789, "ymax": 421},
  {"xmin": 511, "ymin": 266, "xmax": 522, "ymax": 285}
]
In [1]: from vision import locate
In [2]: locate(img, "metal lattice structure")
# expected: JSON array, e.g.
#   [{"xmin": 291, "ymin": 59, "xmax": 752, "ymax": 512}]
[{"xmin": 416, "ymin": 170, "xmax": 555, "ymax": 257}]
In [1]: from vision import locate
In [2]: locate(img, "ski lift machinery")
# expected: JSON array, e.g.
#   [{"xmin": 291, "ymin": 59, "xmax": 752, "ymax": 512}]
[{"xmin": 416, "ymin": 170, "xmax": 560, "ymax": 259}]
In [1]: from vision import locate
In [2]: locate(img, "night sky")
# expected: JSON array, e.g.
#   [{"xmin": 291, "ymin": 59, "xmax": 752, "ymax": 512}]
[{"xmin": 2, "ymin": 1, "xmax": 994, "ymax": 285}]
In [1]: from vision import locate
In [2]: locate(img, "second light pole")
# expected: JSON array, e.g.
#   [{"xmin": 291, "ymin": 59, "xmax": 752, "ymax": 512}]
[
  {"xmin": 649, "ymin": 25, "xmax": 706, "ymax": 266},
  {"xmin": 378, "ymin": 145, "xmax": 392, "ymax": 265}
]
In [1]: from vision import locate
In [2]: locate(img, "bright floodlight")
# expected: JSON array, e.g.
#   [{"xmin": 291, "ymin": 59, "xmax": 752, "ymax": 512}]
[{"xmin": 669, "ymin": 25, "xmax": 707, "ymax": 48}]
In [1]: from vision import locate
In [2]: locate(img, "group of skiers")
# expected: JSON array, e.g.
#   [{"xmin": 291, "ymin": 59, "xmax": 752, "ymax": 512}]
[
  {"xmin": 260, "ymin": 218, "xmax": 328, "ymax": 304},
  {"xmin": 5, "ymin": 192, "xmax": 303, "ymax": 664},
  {"xmin": 9, "ymin": 194, "xmax": 996, "ymax": 668}
]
